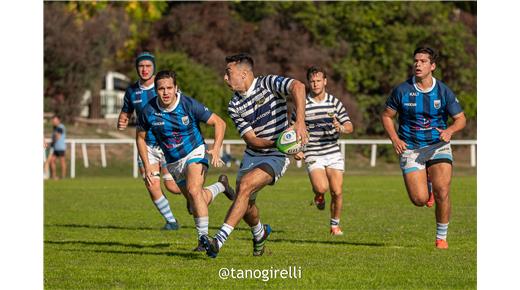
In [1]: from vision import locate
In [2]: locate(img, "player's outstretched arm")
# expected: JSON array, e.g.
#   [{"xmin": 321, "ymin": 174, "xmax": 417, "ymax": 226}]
[
  {"xmin": 242, "ymin": 130, "xmax": 275, "ymax": 150},
  {"xmin": 288, "ymin": 80, "xmax": 309, "ymax": 145},
  {"xmin": 435, "ymin": 112, "xmax": 466, "ymax": 142},
  {"xmin": 136, "ymin": 129, "xmax": 156, "ymax": 186},
  {"xmin": 205, "ymin": 113, "xmax": 226, "ymax": 168},
  {"xmin": 381, "ymin": 107, "xmax": 407, "ymax": 154}
]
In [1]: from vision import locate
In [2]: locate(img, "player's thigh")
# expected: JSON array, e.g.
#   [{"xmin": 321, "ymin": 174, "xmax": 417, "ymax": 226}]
[
  {"xmin": 325, "ymin": 168, "xmax": 343, "ymax": 194},
  {"xmin": 184, "ymin": 162, "xmax": 207, "ymax": 192},
  {"xmin": 427, "ymin": 162, "xmax": 452, "ymax": 195},
  {"xmin": 308, "ymin": 169, "xmax": 329, "ymax": 193},
  {"xmin": 403, "ymin": 169, "xmax": 429, "ymax": 200},
  {"xmin": 239, "ymin": 166, "xmax": 274, "ymax": 196}
]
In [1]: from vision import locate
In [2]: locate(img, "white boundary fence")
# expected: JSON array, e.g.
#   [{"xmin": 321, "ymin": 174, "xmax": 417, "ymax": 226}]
[{"xmin": 45, "ymin": 139, "xmax": 477, "ymax": 178}]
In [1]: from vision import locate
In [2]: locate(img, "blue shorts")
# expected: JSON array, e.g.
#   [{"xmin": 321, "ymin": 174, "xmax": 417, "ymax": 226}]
[
  {"xmin": 237, "ymin": 153, "xmax": 290, "ymax": 201},
  {"xmin": 400, "ymin": 142, "xmax": 453, "ymax": 174}
]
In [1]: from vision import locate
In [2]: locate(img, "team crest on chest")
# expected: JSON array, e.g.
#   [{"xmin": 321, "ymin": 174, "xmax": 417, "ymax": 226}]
[
  {"xmin": 327, "ymin": 111, "xmax": 335, "ymax": 117},
  {"xmin": 182, "ymin": 116, "xmax": 190, "ymax": 125},
  {"xmin": 433, "ymin": 99, "xmax": 441, "ymax": 109}
]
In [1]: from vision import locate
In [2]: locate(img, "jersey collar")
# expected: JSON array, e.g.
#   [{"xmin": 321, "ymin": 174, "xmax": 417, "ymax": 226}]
[
  {"xmin": 138, "ymin": 81, "xmax": 154, "ymax": 91},
  {"xmin": 238, "ymin": 77, "xmax": 258, "ymax": 99},
  {"xmin": 157, "ymin": 91, "xmax": 181, "ymax": 112},
  {"xmin": 307, "ymin": 92, "xmax": 328, "ymax": 104},
  {"xmin": 413, "ymin": 76, "xmax": 436, "ymax": 93}
]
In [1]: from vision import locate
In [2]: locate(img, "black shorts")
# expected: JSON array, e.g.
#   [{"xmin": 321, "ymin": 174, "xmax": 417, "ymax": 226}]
[{"xmin": 53, "ymin": 150, "xmax": 66, "ymax": 157}]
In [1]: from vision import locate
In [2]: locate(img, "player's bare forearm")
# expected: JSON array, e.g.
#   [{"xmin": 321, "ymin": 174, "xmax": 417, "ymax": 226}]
[
  {"xmin": 242, "ymin": 130, "xmax": 275, "ymax": 150},
  {"xmin": 136, "ymin": 130, "xmax": 150, "ymax": 170},
  {"xmin": 289, "ymin": 80, "xmax": 308, "ymax": 143},
  {"xmin": 342, "ymin": 122, "xmax": 354, "ymax": 134},
  {"xmin": 446, "ymin": 112, "xmax": 466, "ymax": 135},
  {"xmin": 118, "ymin": 112, "xmax": 130, "ymax": 130},
  {"xmin": 207, "ymin": 114, "xmax": 226, "ymax": 153},
  {"xmin": 381, "ymin": 113, "xmax": 399, "ymax": 142}
]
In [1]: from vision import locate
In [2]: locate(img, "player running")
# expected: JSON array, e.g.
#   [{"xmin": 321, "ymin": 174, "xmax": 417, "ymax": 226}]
[
  {"xmin": 137, "ymin": 70, "xmax": 234, "ymax": 250},
  {"xmin": 381, "ymin": 46, "xmax": 466, "ymax": 249},
  {"xmin": 293, "ymin": 66, "xmax": 353, "ymax": 236},
  {"xmin": 202, "ymin": 53, "xmax": 308, "ymax": 258},
  {"xmin": 118, "ymin": 52, "xmax": 233, "ymax": 231}
]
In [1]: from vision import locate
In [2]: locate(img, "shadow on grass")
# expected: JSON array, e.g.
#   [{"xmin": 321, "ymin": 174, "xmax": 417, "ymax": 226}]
[
  {"xmin": 45, "ymin": 223, "xmax": 285, "ymax": 233},
  {"xmin": 45, "ymin": 240, "xmax": 170, "ymax": 249},
  {"xmin": 237, "ymin": 237, "xmax": 388, "ymax": 247},
  {"xmin": 57, "ymin": 248, "xmax": 205, "ymax": 260}
]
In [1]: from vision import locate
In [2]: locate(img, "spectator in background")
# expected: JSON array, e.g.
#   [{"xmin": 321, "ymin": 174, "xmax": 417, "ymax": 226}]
[{"xmin": 49, "ymin": 115, "xmax": 67, "ymax": 179}]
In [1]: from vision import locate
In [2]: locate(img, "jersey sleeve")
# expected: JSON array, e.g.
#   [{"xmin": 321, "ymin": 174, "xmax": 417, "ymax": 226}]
[
  {"xmin": 444, "ymin": 87, "xmax": 463, "ymax": 116},
  {"xmin": 121, "ymin": 87, "xmax": 134, "ymax": 114},
  {"xmin": 334, "ymin": 97, "xmax": 351, "ymax": 124},
  {"xmin": 263, "ymin": 75, "xmax": 294, "ymax": 99},
  {"xmin": 385, "ymin": 87, "xmax": 401, "ymax": 112},
  {"xmin": 188, "ymin": 97, "xmax": 213, "ymax": 123},
  {"xmin": 228, "ymin": 101, "xmax": 252, "ymax": 137},
  {"xmin": 137, "ymin": 106, "xmax": 150, "ymax": 132}
]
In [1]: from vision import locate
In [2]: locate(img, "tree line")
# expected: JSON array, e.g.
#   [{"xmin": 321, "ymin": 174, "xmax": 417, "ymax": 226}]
[{"xmin": 44, "ymin": 1, "xmax": 476, "ymax": 140}]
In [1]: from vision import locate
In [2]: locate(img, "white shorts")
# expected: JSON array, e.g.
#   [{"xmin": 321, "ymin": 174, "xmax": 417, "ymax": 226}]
[
  {"xmin": 237, "ymin": 153, "xmax": 290, "ymax": 201},
  {"xmin": 400, "ymin": 142, "xmax": 453, "ymax": 174},
  {"xmin": 138, "ymin": 144, "xmax": 173, "ymax": 180},
  {"xmin": 304, "ymin": 152, "xmax": 345, "ymax": 173},
  {"xmin": 165, "ymin": 144, "xmax": 208, "ymax": 186}
]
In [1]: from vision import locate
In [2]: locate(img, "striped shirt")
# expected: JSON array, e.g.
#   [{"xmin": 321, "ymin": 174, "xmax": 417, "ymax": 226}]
[
  {"xmin": 228, "ymin": 75, "xmax": 294, "ymax": 157},
  {"xmin": 299, "ymin": 93, "xmax": 351, "ymax": 159},
  {"xmin": 138, "ymin": 92, "xmax": 212, "ymax": 164},
  {"xmin": 385, "ymin": 77, "xmax": 463, "ymax": 149},
  {"xmin": 121, "ymin": 81, "xmax": 158, "ymax": 146}
]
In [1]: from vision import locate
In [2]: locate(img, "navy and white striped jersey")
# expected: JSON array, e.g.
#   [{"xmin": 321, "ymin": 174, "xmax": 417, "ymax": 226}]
[
  {"xmin": 299, "ymin": 93, "xmax": 351, "ymax": 159},
  {"xmin": 385, "ymin": 77, "xmax": 463, "ymax": 150},
  {"xmin": 228, "ymin": 75, "xmax": 294, "ymax": 157},
  {"xmin": 121, "ymin": 81, "xmax": 158, "ymax": 146},
  {"xmin": 138, "ymin": 92, "xmax": 212, "ymax": 164}
]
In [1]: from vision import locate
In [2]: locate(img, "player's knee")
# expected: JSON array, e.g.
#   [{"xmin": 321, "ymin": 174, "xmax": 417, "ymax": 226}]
[
  {"xmin": 237, "ymin": 182, "xmax": 254, "ymax": 198},
  {"xmin": 410, "ymin": 194, "xmax": 428, "ymax": 206},
  {"xmin": 330, "ymin": 191, "xmax": 342, "ymax": 198},
  {"xmin": 186, "ymin": 185, "xmax": 202, "ymax": 198}
]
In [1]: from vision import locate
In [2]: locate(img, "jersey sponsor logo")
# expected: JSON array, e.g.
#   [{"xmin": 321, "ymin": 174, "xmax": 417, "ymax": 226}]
[
  {"xmin": 152, "ymin": 121, "xmax": 164, "ymax": 126},
  {"xmin": 182, "ymin": 116, "xmax": 190, "ymax": 125},
  {"xmin": 136, "ymin": 91, "xmax": 142, "ymax": 95},
  {"xmin": 434, "ymin": 100, "xmax": 441, "ymax": 109},
  {"xmin": 404, "ymin": 103, "xmax": 416, "ymax": 107},
  {"xmin": 409, "ymin": 92, "xmax": 418, "ymax": 97},
  {"xmin": 153, "ymin": 112, "xmax": 163, "ymax": 116},
  {"xmin": 133, "ymin": 99, "xmax": 143, "ymax": 104},
  {"xmin": 253, "ymin": 110, "xmax": 271, "ymax": 124}
]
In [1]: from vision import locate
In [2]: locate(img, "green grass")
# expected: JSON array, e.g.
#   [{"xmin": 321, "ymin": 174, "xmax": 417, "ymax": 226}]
[{"xmin": 44, "ymin": 171, "xmax": 476, "ymax": 289}]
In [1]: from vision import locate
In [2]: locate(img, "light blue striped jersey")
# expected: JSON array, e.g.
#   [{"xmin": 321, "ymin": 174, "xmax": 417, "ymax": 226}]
[
  {"xmin": 228, "ymin": 75, "xmax": 294, "ymax": 157},
  {"xmin": 138, "ymin": 92, "xmax": 212, "ymax": 164},
  {"xmin": 385, "ymin": 77, "xmax": 463, "ymax": 150},
  {"xmin": 300, "ymin": 93, "xmax": 351, "ymax": 158},
  {"xmin": 121, "ymin": 81, "xmax": 157, "ymax": 146}
]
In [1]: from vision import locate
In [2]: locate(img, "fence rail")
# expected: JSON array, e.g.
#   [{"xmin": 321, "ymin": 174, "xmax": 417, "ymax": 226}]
[{"xmin": 44, "ymin": 138, "xmax": 477, "ymax": 178}]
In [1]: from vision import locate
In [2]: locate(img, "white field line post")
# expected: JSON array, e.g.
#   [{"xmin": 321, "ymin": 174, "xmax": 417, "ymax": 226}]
[
  {"xmin": 370, "ymin": 144, "xmax": 377, "ymax": 167},
  {"xmin": 470, "ymin": 144, "xmax": 476, "ymax": 167},
  {"xmin": 81, "ymin": 143, "xmax": 89, "ymax": 168},
  {"xmin": 133, "ymin": 143, "xmax": 138, "ymax": 178},
  {"xmin": 70, "ymin": 141, "xmax": 76, "ymax": 178},
  {"xmin": 100, "ymin": 144, "xmax": 107, "ymax": 168}
]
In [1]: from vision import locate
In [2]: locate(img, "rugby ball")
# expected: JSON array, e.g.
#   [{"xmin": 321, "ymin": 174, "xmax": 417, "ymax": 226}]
[{"xmin": 276, "ymin": 129, "xmax": 303, "ymax": 155}]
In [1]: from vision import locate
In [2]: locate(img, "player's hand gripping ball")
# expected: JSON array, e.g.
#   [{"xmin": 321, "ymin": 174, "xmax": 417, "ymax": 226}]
[{"xmin": 276, "ymin": 129, "xmax": 303, "ymax": 155}]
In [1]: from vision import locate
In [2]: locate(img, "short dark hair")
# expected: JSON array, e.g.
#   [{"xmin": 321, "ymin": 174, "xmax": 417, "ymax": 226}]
[
  {"xmin": 225, "ymin": 53, "xmax": 254, "ymax": 70},
  {"xmin": 413, "ymin": 46, "xmax": 438, "ymax": 64},
  {"xmin": 154, "ymin": 70, "xmax": 177, "ymax": 89},
  {"xmin": 306, "ymin": 66, "xmax": 327, "ymax": 81}
]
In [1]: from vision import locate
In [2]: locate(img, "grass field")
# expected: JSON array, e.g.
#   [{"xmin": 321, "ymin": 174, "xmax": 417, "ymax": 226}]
[{"xmin": 44, "ymin": 170, "xmax": 476, "ymax": 289}]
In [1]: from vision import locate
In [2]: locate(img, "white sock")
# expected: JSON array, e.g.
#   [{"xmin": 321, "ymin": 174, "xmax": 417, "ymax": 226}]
[
  {"xmin": 251, "ymin": 221, "xmax": 265, "ymax": 242},
  {"xmin": 153, "ymin": 195, "xmax": 176, "ymax": 223},
  {"xmin": 194, "ymin": 216, "xmax": 209, "ymax": 239},
  {"xmin": 436, "ymin": 222, "xmax": 449, "ymax": 240},
  {"xmin": 330, "ymin": 218, "xmax": 340, "ymax": 227},
  {"xmin": 205, "ymin": 182, "xmax": 225, "ymax": 202},
  {"xmin": 215, "ymin": 223, "xmax": 234, "ymax": 249}
]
